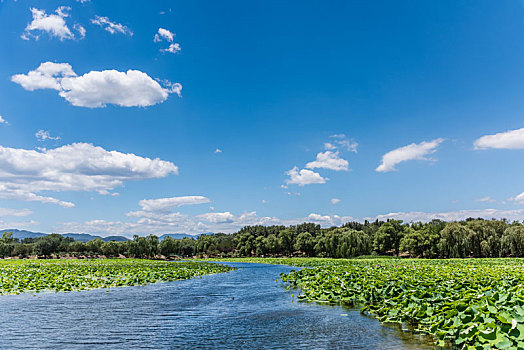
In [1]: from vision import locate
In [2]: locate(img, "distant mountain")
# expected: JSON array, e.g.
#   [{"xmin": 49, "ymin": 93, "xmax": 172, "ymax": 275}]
[
  {"xmin": 158, "ymin": 233, "xmax": 200, "ymax": 241},
  {"xmin": 0, "ymin": 229, "xmax": 47, "ymax": 240},
  {"xmin": 62, "ymin": 233, "xmax": 129, "ymax": 243},
  {"xmin": 0, "ymin": 229, "xmax": 129, "ymax": 242}
]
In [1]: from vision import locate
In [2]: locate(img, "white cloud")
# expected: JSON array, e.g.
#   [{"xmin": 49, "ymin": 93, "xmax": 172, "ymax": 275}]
[
  {"xmin": 163, "ymin": 43, "xmax": 181, "ymax": 54},
  {"xmin": 12, "ymin": 62, "xmax": 182, "ymax": 108},
  {"xmin": 76, "ymin": 0, "xmax": 90, "ymax": 3},
  {"xmin": 0, "ymin": 219, "xmax": 39, "ymax": 230},
  {"xmin": 366, "ymin": 209, "xmax": 524, "ymax": 222},
  {"xmin": 305, "ymin": 213, "xmax": 354, "ymax": 226},
  {"xmin": 154, "ymin": 28, "xmax": 181, "ymax": 54},
  {"xmin": 331, "ymin": 198, "xmax": 340, "ymax": 204},
  {"xmin": 154, "ymin": 28, "xmax": 175, "ymax": 42},
  {"xmin": 35, "ymin": 130, "xmax": 60, "ymax": 141},
  {"xmin": 262, "ymin": 200, "xmax": 268, "ymax": 204},
  {"xmin": 285, "ymin": 166, "xmax": 327, "ymax": 186},
  {"xmin": 306, "ymin": 151, "xmax": 349, "ymax": 171},
  {"xmin": 59, "ymin": 210, "xmax": 283, "ymax": 236},
  {"xmin": 0, "ymin": 142, "xmax": 178, "ymax": 207},
  {"xmin": 91, "ymin": 16, "xmax": 133, "ymax": 35},
  {"xmin": 196, "ymin": 212, "xmax": 235, "ymax": 224},
  {"xmin": 474, "ymin": 127, "xmax": 524, "ymax": 150},
  {"xmin": 0, "ymin": 208, "xmax": 32, "ymax": 217},
  {"xmin": 0, "ymin": 116, "xmax": 8, "ymax": 125},
  {"xmin": 138, "ymin": 196, "xmax": 211, "ymax": 212},
  {"xmin": 328, "ymin": 134, "xmax": 358, "ymax": 152},
  {"xmin": 475, "ymin": 196, "xmax": 497, "ymax": 203},
  {"xmin": 23, "ymin": 7, "xmax": 84, "ymax": 41},
  {"xmin": 376, "ymin": 138, "xmax": 444, "ymax": 172},
  {"xmin": 509, "ymin": 192, "xmax": 524, "ymax": 204},
  {"xmin": 214, "ymin": 148, "xmax": 222, "ymax": 153}
]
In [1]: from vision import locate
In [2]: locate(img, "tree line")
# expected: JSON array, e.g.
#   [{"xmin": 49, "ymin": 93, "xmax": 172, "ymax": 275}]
[{"xmin": 1, "ymin": 218, "xmax": 524, "ymax": 259}]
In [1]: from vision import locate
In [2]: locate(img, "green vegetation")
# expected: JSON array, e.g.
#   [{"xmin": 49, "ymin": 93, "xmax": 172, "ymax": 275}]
[
  {"xmin": 0, "ymin": 259, "xmax": 233, "ymax": 295},
  {"xmin": 220, "ymin": 257, "xmax": 524, "ymax": 350},
  {"xmin": 3, "ymin": 218, "xmax": 524, "ymax": 259}
]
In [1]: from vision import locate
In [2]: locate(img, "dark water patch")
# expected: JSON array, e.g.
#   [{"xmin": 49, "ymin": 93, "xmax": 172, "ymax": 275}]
[{"xmin": 0, "ymin": 262, "xmax": 434, "ymax": 349}]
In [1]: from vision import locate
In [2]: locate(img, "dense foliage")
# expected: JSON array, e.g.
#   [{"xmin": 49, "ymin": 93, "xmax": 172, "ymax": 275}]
[
  {"xmin": 259, "ymin": 258, "xmax": 524, "ymax": 350},
  {"xmin": 0, "ymin": 259, "xmax": 233, "ymax": 294},
  {"xmin": 2, "ymin": 217, "xmax": 524, "ymax": 259}
]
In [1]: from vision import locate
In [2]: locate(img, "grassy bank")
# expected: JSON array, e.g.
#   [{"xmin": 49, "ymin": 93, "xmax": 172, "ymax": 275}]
[{"xmin": 0, "ymin": 259, "xmax": 234, "ymax": 295}]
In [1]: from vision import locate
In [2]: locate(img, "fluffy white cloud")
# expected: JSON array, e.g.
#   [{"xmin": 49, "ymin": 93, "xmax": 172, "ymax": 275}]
[
  {"xmin": 196, "ymin": 212, "xmax": 235, "ymax": 224},
  {"xmin": 163, "ymin": 43, "xmax": 181, "ymax": 54},
  {"xmin": 305, "ymin": 213, "xmax": 354, "ymax": 226},
  {"xmin": 285, "ymin": 166, "xmax": 327, "ymax": 186},
  {"xmin": 306, "ymin": 151, "xmax": 349, "ymax": 171},
  {"xmin": 11, "ymin": 62, "xmax": 76, "ymax": 91},
  {"xmin": 331, "ymin": 198, "xmax": 340, "ymax": 204},
  {"xmin": 154, "ymin": 28, "xmax": 181, "ymax": 54},
  {"xmin": 91, "ymin": 16, "xmax": 133, "ymax": 35},
  {"xmin": 138, "ymin": 196, "xmax": 211, "ymax": 212},
  {"xmin": 22, "ymin": 7, "xmax": 84, "ymax": 41},
  {"xmin": 0, "ymin": 116, "xmax": 8, "ymax": 124},
  {"xmin": 376, "ymin": 138, "xmax": 444, "ymax": 172},
  {"xmin": 35, "ymin": 130, "xmax": 60, "ymax": 141},
  {"xmin": 366, "ymin": 209, "xmax": 524, "ymax": 222},
  {"xmin": 474, "ymin": 127, "xmax": 524, "ymax": 150},
  {"xmin": 12, "ymin": 62, "xmax": 182, "ymax": 108},
  {"xmin": 214, "ymin": 148, "xmax": 222, "ymax": 153},
  {"xmin": 154, "ymin": 28, "xmax": 175, "ymax": 42},
  {"xmin": 0, "ymin": 142, "xmax": 178, "ymax": 207}
]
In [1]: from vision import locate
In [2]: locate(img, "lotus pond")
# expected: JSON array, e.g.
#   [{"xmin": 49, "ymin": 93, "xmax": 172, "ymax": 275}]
[
  {"xmin": 214, "ymin": 257, "xmax": 524, "ymax": 349},
  {"xmin": 0, "ymin": 259, "xmax": 233, "ymax": 294}
]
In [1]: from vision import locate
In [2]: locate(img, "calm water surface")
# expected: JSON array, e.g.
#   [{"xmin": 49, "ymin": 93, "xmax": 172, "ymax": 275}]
[{"xmin": 0, "ymin": 262, "xmax": 434, "ymax": 349}]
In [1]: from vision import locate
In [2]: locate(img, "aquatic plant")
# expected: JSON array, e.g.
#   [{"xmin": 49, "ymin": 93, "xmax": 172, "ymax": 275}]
[
  {"xmin": 274, "ymin": 258, "xmax": 524, "ymax": 349},
  {"xmin": 0, "ymin": 259, "xmax": 233, "ymax": 295}
]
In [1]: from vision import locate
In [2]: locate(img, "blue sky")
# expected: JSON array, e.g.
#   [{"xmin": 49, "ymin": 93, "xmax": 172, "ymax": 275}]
[{"xmin": 1, "ymin": 0, "xmax": 524, "ymax": 237}]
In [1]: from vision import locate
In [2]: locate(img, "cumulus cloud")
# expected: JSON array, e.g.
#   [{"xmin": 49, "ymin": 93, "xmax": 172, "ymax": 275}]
[
  {"xmin": 214, "ymin": 148, "xmax": 222, "ymax": 153},
  {"xmin": 91, "ymin": 16, "xmax": 133, "ymax": 35},
  {"xmin": 22, "ymin": 7, "xmax": 84, "ymax": 41},
  {"xmin": 196, "ymin": 212, "xmax": 235, "ymax": 224},
  {"xmin": 305, "ymin": 213, "xmax": 354, "ymax": 226},
  {"xmin": 331, "ymin": 198, "xmax": 340, "ymax": 205},
  {"xmin": 0, "ymin": 116, "xmax": 8, "ymax": 125},
  {"xmin": 12, "ymin": 62, "xmax": 181, "ymax": 108},
  {"xmin": 162, "ymin": 43, "xmax": 181, "ymax": 54},
  {"xmin": 285, "ymin": 166, "xmax": 327, "ymax": 186},
  {"xmin": 306, "ymin": 151, "xmax": 349, "ymax": 171},
  {"xmin": 35, "ymin": 130, "xmax": 60, "ymax": 141},
  {"xmin": 138, "ymin": 196, "xmax": 211, "ymax": 212},
  {"xmin": 376, "ymin": 138, "xmax": 444, "ymax": 172},
  {"xmin": 154, "ymin": 28, "xmax": 181, "ymax": 54},
  {"xmin": 154, "ymin": 28, "xmax": 175, "ymax": 42},
  {"xmin": 474, "ymin": 127, "xmax": 524, "ymax": 150},
  {"xmin": 366, "ymin": 209, "xmax": 524, "ymax": 222},
  {"xmin": 0, "ymin": 142, "xmax": 178, "ymax": 207}
]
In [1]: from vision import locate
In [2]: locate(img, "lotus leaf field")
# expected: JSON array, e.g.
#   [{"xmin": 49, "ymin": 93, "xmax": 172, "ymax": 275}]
[
  {"xmin": 214, "ymin": 257, "xmax": 524, "ymax": 349},
  {"xmin": 0, "ymin": 259, "xmax": 233, "ymax": 294}
]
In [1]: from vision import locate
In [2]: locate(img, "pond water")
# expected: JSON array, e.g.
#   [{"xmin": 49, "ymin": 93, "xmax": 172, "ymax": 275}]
[{"xmin": 0, "ymin": 262, "xmax": 434, "ymax": 349}]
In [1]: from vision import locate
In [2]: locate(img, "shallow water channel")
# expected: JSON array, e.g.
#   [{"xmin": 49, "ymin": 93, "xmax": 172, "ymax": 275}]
[{"xmin": 0, "ymin": 262, "xmax": 435, "ymax": 349}]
